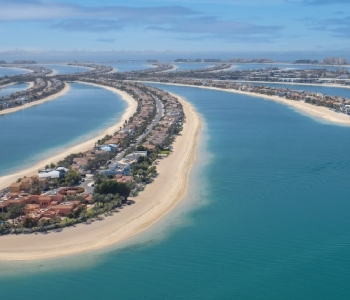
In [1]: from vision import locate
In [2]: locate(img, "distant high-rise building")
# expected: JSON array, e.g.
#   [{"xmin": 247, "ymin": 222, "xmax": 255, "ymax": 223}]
[{"xmin": 321, "ymin": 57, "xmax": 347, "ymax": 65}]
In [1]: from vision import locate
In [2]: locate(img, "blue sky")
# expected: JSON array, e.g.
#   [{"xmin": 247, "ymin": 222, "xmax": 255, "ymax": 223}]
[{"xmin": 0, "ymin": 0, "xmax": 349, "ymax": 54}]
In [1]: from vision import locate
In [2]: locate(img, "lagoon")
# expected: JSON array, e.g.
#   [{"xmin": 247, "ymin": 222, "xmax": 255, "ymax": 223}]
[
  {"xmin": 0, "ymin": 82, "xmax": 126, "ymax": 176},
  {"xmin": 2, "ymin": 84, "xmax": 350, "ymax": 299},
  {"xmin": 0, "ymin": 83, "xmax": 30, "ymax": 97},
  {"xmin": 0, "ymin": 67, "xmax": 29, "ymax": 77}
]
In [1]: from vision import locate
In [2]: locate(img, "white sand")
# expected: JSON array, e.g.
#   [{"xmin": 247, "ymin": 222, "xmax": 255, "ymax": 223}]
[
  {"xmin": 0, "ymin": 81, "xmax": 34, "ymax": 89},
  {"xmin": 0, "ymin": 92, "xmax": 201, "ymax": 261},
  {"xmin": 141, "ymin": 81, "xmax": 350, "ymax": 126},
  {"xmin": 0, "ymin": 82, "xmax": 16, "ymax": 89},
  {"xmin": 231, "ymin": 80, "xmax": 350, "ymax": 89}
]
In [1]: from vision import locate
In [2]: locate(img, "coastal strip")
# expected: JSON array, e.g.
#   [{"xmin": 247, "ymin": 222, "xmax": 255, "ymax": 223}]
[
  {"xmin": 141, "ymin": 82, "xmax": 350, "ymax": 126},
  {"xmin": 0, "ymin": 92, "xmax": 201, "ymax": 261},
  {"xmin": 0, "ymin": 81, "xmax": 34, "ymax": 90},
  {"xmin": 231, "ymin": 80, "xmax": 350, "ymax": 90},
  {"xmin": 0, "ymin": 82, "xmax": 68, "ymax": 116},
  {"xmin": 0, "ymin": 83, "xmax": 137, "ymax": 191}
]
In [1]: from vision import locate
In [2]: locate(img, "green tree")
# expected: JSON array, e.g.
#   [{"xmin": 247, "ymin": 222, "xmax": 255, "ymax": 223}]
[
  {"xmin": 64, "ymin": 169, "xmax": 81, "ymax": 186},
  {"xmin": 93, "ymin": 173, "xmax": 108, "ymax": 185},
  {"xmin": 29, "ymin": 186, "xmax": 42, "ymax": 195},
  {"xmin": 23, "ymin": 217, "xmax": 36, "ymax": 228},
  {"xmin": 8, "ymin": 203, "xmax": 25, "ymax": 225}
]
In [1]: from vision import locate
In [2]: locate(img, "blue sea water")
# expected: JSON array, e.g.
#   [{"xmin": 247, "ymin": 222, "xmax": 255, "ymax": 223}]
[
  {"xmin": 237, "ymin": 81, "xmax": 350, "ymax": 99},
  {"xmin": 170, "ymin": 62, "xmax": 214, "ymax": 71},
  {"xmin": 0, "ymin": 67, "xmax": 29, "ymax": 77},
  {"xmin": 0, "ymin": 82, "xmax": 126, "ymax": 176},
  {"xmin": 100, "ymin": 62, "xmax": 152, "ymax": 72},
  {"xmin": 2, "ymin": 84, "xmax": 350, "ymax": 299},
  {"xmin": 37, "ymin": 64, "xmax": 91, "ymax": 75},
  {"xmin": 232, "ymin": 63, "xmax": 350, "ymax": 71},
  {"xmin": 0, "ymin": 82, "xmax": 30, "ymax": 97}
]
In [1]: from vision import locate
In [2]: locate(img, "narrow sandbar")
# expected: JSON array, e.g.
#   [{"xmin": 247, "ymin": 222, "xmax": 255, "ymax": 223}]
[
  {"xmin": 0, "ymin": 82, "xmax": 68, "ymax": 116},
  {"xmin": 141, "ymin": 82, "xmax": 350, "ymax": 126}
]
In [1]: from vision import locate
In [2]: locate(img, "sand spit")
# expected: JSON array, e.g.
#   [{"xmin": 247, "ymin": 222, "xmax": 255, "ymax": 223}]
[
  {"xmin": 141, "ymin": 82, "xmax": 350, "ymax": 126},
  {"xmin": 0, "ymin": 91, "xmax": 201, "ymax": 261},
  {"xmin": 0, "ymin": 83, "xmax": 69, "ymax": 116}
]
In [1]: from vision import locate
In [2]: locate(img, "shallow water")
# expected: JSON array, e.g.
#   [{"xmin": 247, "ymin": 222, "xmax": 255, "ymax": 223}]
[
  {"xmin": 0, "ymin": 82, "xmax": 126, "ymax": 176},
  {"xmin": 38, "ymin": 64, "xmax": 91, "ymax": 75},
  {"xmin": 0, "ymin": 82, "xmax": 30, "ymax": 97},
  {"xmin": 2, "ymin": 84, "xmax": 350, "ymax": 299},
  {"xmin": 0, "ymin": 67, "xmax": 29, "ymax": 77},
  {"xmin": 99, "ymin": 62, "xmax": 152, "ymax": 72}
]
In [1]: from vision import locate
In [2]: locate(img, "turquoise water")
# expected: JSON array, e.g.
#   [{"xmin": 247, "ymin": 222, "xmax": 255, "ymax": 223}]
[
  {"xmin": 100, "ymin": 62, "xmax": 152, "ymax": 72},
  {"xmin": 0, "ymin": 82, "xmax": 30, "ymax": 97},
  {"xmin": 38, "ymin": 64, "xmax": 91, "ymax": 75},
  {"xmin": 0, "ymin": 67, "xmax": 29, "ymax": 77},
  {"xmin": 2, "ymin": 84, "xmax": 350, "ymax": 299},
  {"xmin": 237, "ymin": 81, "xmax": 350, "ymax": 98},
  {"xmin": 232, "ymin": 63, "xmax": 350, "ymax": 71},
  {"xmin": 0, "ymin": 82, "xmax": 126, "ymax": 176},
  {"xmin": 170, "ymin": 62, "xmax": 214, "ymax": 71}
]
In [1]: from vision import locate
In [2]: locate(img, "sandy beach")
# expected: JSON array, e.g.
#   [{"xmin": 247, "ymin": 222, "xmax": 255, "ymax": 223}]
[
  {"xmin": 0, "ymin": 91, "xmax": 201, "ymax": 261},
  {"xmin": 0, "ymin": 82, "xmax": 68, "ymax": 116},
  {"xmin": 0, "ymin": 82, "xmax": 16, "ymax": 89},
  {"xmin": 231, "ymin": 80, "xmax": 350, "ymax": 89},
  {"xmin": 0, "ymin": 82, "xmax": 137, "ymax": 191},
  {"xmin": 0, "ymin": 81, "xmax": 34, "ymax": 89},
  {"xmin": 141, "ymin": 81, "xmax": 350, "ymax": 126},
  {"xmin": 48, "ymin": 69, "xmax": 58, "ymax": 76}
]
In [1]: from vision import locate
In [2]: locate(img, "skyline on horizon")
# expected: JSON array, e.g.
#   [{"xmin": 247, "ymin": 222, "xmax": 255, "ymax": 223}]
[{"xmin": 0, "ymin": 0, "xmax": 349, "ymax": 56}]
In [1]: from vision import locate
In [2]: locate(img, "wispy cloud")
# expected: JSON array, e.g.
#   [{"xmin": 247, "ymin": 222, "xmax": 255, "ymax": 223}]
[
  {"xmin": 0, "ymin": 0, "xmax": 282, "ymax": 43},
  {"xmin": 96, "ymin": 38, "xmax": 116, "ymax": 43},
  {"xmin": 146, "ymin": 16, "xmax": 282, "ymax": 41},
  {"xmin": 0, "ymin": 1, "xmax": 198, "ymax": 21},
  {"xmin": 306, "ymin": 16, "xmax": 350, "ymax": 38},
  {"xmin": 286, "ymin": 0, "xmax": 350, "ymax": 4},
  {"xmin": 51, "ymin": 20, "xmax": 124, "ymax": 32}
]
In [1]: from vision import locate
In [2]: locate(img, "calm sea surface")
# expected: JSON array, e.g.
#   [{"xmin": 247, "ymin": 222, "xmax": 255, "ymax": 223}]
[
  {"xmin": 38, "ymin": 64, "xmax": 91, "ymax": 75},
  {"xmin": 0, "ymin": 67, "xmax": 29, "ymax": 77},
  {"xmin": 237, "ymin": 81, "xmax": 350, "ymax": 99},
  {"xmin": 100, "ymin": 62, "xmax": 152, "ymax": 72},
  {"xmin": 2, "ymin": 84, "xmax": 350, "ymax": 299},
  {"xmin": 0, "ymin": 82, "xmax": 126, "ymax": 176},
  {"xmin": 232, "ymin": 63, "xmax": 350, "ymax": 71},
  {"xmin": 0, "ymin": 83, "xmax": 30, "ymax": 97},
  {"xmin": 170, "ymin": 62, "xmax": 214, "ymax": 72}
]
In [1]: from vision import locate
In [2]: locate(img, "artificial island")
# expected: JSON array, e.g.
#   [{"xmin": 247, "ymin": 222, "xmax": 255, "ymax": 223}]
[{"xmin": 0, "ymin": 57, "xmax": 350, "ymax": 260}]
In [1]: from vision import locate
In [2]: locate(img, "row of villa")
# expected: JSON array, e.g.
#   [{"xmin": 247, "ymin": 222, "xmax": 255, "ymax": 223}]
[
  {"xmin": 0, "ymin": 77, "xmax": 64, "ymax": 110},
  {"xmin": 137, "ymin": 77, "xmax": 350, "ymax": 115},
  {"xmin": 0, "ymin": 79, "xmax": 184, "ymax": 230}
]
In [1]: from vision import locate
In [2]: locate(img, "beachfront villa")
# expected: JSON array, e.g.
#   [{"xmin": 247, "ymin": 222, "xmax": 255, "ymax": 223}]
[
  {"xmin": 38, "ymin": 167, "xmax": 69, "ymax": 179},
  {"xmin": 95, "ymin": 143, "xmax": 118, "ymax": 153},
  {"xmin": 9, "ymin": 175, "xmax": 49, "ymax": 193},
  {"xmin": 0, "ymin": 192, "xmax": 89, "ymax": 222},
  {"xmin": 100, "ymin": 161, "xmax": 130, "ymax": 176}
]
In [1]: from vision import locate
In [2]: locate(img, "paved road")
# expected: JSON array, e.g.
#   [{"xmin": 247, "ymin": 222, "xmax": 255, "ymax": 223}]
[
  {"xmin": 114, "ymin": 93, "xmax": 164, "ymax": 163},
  {"xmin": 136, "ymin": 94, "xmax": 163, "ymax": 143}
]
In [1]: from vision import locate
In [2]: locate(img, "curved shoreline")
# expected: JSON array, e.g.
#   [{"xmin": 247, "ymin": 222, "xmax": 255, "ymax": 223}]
[
  {"xmin": 0, "ymin": 92, "xmax": 201, "ymax": 261},
  {"xmin": 231, "ymin": 80, "xmax": 350, "ymax": 89},
  {"xmin": 141, "ymin": 81, "xmax": 350, "ymax": 126},
  {"xmin": 0, "ymin": 82, "xmax": 69, "ymax": 116},
  {"xmin": 0, "ymin": 82, "xmax": 137, "ymax": 190},
  {"xmin": 0, "ymin": 81, "xmax": 34, "ymax": 90}
]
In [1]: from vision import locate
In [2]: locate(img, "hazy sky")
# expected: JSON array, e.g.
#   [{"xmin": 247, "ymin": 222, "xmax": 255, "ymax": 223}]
[{"xmin": 1, "ymin": 0, "xmax": 349, "ymax": 53}]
